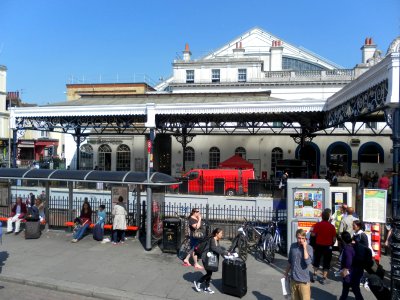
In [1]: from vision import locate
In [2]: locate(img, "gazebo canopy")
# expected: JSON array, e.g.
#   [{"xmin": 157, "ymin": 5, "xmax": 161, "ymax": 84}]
[{"xmin": 219, "ymin": 155, "xmax": 253, "ymax": 169}]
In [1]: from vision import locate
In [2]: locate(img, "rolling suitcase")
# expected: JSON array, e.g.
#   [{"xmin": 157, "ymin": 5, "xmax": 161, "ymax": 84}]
[
  {"xmin": 25, "ymin": 220, "xmax": 41, "ymax": 239},
  {"xmin": 222, "ymin": 258, "xmax": 247, "ymax": 298}
]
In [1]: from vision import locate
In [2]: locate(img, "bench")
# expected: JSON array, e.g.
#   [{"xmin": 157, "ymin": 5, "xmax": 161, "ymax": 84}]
[
  {"xmin": 0, "ymin": 216, "xmax": 46, "ymax": 225},
  {"xmin": 64, "ymin": 221, "xmax": 139, "ymax": 232}
]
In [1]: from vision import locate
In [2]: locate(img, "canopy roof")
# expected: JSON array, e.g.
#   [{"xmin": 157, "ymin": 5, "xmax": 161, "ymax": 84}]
[
  {"xmin": 0, "ymin": 168, "xmax": 178, "ymax": 186},
  {"xmin": 219, "ymin": 155, "xmax": 253, "ymax": 169}
]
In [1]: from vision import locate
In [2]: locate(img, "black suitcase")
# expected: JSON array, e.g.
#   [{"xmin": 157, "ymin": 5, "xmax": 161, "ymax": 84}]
[
  {"xmin": 222, "ymin": 258, "xmax": 247, "ymax": 298},
  {"xmin": 25, "ymin": 220, "xmax": 41, "ymax": 239}
]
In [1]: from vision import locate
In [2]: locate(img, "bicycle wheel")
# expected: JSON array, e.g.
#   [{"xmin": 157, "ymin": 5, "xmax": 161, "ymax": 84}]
[
  {"xmin": 263, "ymin": 233, "xmax": 275, "ymax": 263},
  {"xmin": 229, "ymin": 235, "xmax": 240, "ymax": 253},
  {"xmin": 238, "ymin": 236, "xmax": 248, "ymax": 261}
]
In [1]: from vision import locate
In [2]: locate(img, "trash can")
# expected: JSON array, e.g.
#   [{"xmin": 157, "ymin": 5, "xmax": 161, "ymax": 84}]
[
  {"xmin": 162, "ymin": 218, "xmax": 183, "ymax": 253},
  {"xmin": 248, "ymin": 179, "xmax": 260, "ymax": 197},
  {"xmin": 214, "ymin": 178, "xmax": 225, "ymax": 195}
]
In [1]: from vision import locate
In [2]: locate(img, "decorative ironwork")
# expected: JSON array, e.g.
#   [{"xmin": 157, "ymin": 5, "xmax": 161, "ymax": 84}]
[
  {"xmin": 325, "ymin": 79, "xmax": 388, "ymax": 129},
  {"xmin": 290, "ymin": 133, "xmax": 317, "ymax": 146}
]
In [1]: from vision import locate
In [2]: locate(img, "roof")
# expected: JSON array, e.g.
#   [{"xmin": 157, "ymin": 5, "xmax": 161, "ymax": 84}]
[{"xmin": 0, "ymin": 168, "xmax": 178, "ymax": 186}]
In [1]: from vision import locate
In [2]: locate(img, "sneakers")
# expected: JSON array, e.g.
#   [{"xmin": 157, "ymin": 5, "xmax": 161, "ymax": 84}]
[
  {"xmin": 204, "ymin": 287, "xmax": 215, "ymax": 294},
  {"xmin": 364, "ymin": 280, "xmax": 370, "ymax": 292},
  {"xmin": 319, "ymin": 277, "xmax": 326, "ymax": 285},
  {"xmin": 71, "ymin": 239, "xmax": 78, "ymax": 243},
  {"xmin": 193, "ymin": 281, "xmax": 201, "ymax": 292}
]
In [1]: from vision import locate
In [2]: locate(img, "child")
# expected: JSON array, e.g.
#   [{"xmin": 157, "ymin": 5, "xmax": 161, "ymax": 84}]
[
  {"xmin": 72, "ymin": 217, "xmax": 81, "ymax": 237},
  {"xmin": 97, "ymin": 205, "xmax": 106, "ymax": 229}
]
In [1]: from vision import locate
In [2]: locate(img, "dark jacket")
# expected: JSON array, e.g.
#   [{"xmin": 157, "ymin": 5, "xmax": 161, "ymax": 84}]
[
  {"xmin": 202, "ymin": 237, "xmax": 228, "ymax": 261},
  {"xmin": 11, "ymin": 203, "xmax": 27, "ymax": 219}
]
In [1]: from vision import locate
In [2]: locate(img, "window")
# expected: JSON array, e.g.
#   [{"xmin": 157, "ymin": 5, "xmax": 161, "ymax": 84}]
[
  {"xmin": 79, "ymin": 144, "xmax": 93, "ymax": 170},
  {"xmin": 98, "ymin": 144, "xmax": 112, "ymax": 171},
  {"xmin": 235, "ymin": 147, "xmax": 246, "ymax": 159},
  {"xmin": 366, "ymin": 122, "xmax": 377, "ymax": 130},
  {"xmin": 186, "ymin": 70, "xmax": 194, "ymax": 83},
  {"xmin": 184, "ymin": 147, "xmax": 195, "ymax": 162},
  {"xmin": 271, "ymin": 147, "xmax": 283, "ymax": 175},
  {"xmin": 282, "ymin": 57, "xmax": 325, "ymax": 71},
  {"xmin": 238, "ymin": 69, "xmax": 247, "ymax": 82},
  {"xmin": 212, "ymin": 69, "xmax": 220, "ymax": 83},
  {"xmin": 209, "ymin": 147, "xmax": 220, "ymax": 169},
  {"xmin": 40, "ymin": 131, "xmax": 49, "ymax": 138},
  {"xmin": 116, "ymin": 144, "xmax": 131, "ymax": 171}
]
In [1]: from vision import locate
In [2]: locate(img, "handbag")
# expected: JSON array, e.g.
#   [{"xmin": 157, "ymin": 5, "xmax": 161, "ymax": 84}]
[
  {"xmin": 203, "ymin": 251, "xmax": 219, "ymax": 272},
  {"xmin": 193, "ymin": 228, "xmax": 204, "ymax": 239}
]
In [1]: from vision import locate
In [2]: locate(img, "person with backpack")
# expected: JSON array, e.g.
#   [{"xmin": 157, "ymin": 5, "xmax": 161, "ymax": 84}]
[
  {"xmin": 193, "ymin": 228, "xmax": 230, "ymax": 294},
  {"xmin": 339, "ymin": 231, "xmax": 364, "ymax": 300}
]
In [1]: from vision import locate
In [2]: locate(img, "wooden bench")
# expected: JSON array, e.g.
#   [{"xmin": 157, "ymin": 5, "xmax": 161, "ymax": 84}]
[
  {"xmin": 64, "ymin": 221, "xmax": 139, "ymax": 232},
  {"xmin": 0, "ymin": 216, "xmax": 46, "ymax": 225}
]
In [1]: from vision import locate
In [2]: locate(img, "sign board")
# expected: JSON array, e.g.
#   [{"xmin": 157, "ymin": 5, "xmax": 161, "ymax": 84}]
[
  {"xmin": 111, "ymin": 186, "xmax": 129, "ymax": 210},
  {"xmin": 330, "ymin": 186, "xmax": 352, "ymax": 213},
  {"xmin": 362, "ymin": 189, "xmax": 387, "ymax": 223}
]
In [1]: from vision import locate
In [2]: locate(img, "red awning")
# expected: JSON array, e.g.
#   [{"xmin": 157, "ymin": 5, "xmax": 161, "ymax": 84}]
[
  {"xmin": 35, "ymin": 141, "xmax": 58, "ymax": 146},
  {"xmin": 219, "ymin": 155, "xmax": 253, "ymax": 169}
]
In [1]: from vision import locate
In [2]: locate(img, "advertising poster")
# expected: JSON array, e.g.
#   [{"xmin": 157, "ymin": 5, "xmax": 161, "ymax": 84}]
[
  {"xmin": 293, "ymin": 189, "xmax": 323, "ymax": 218},
  {"xmin": 363, "ymin": 189, "xmax": 387, "ymax": 223},
  {"xmin": 111, "ymin": 186, "xmax": 129, "ymax": 210},
  {"xmin": 330, "ymin": 186, "xmax": 352, "ymax": 213}
]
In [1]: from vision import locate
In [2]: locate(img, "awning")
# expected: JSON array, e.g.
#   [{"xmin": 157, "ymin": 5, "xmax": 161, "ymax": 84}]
[{"xmin": 0, "ymin": 168, "xmax": 178, "ymax": 186}]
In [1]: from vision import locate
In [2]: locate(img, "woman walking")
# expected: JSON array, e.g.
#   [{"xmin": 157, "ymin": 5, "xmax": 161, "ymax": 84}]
[
  {"xmin": 112, "ymin": 196, "xmax": 127, "ymax": 245},
  {"xmin": 182, "ymin": 208, "xmax": 203, "ymax": 269},
  {"xmin": 194, "ymin": 228, "xmax": 229, "ymax": 294}
]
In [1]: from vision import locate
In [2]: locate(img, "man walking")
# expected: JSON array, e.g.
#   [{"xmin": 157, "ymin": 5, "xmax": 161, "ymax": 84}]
[
  {"xmin": 284, "ymin": 229, "xmax": 313, "ymax": 300},
  {"xmin": 339, "ymin": 207, "xmax": 357, "ymax": 236}
]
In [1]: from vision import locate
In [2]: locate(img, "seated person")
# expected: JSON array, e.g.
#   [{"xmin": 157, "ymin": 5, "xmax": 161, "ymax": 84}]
[
  {"xmin": 7, "ymin": 197, "xmax": 27, "ymax": 234},
  {"xmin": 71, "ymin": 201, "xmax": 92, "ymax": 243}
]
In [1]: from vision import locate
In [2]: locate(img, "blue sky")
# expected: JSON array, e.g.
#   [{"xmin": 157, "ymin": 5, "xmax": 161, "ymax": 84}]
[{"xmin": 1, "ymin": 0, "xmax": 399, "ymax": 105}]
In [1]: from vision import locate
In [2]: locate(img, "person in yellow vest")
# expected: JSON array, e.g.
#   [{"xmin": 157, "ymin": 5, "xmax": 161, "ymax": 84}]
[{"xmin": 331, "ymin": 204, "xmax": 347, "ymax": 234}]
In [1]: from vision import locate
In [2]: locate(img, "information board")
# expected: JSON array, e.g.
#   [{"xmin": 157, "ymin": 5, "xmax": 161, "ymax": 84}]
[
  {"xmin": 362, "ymin": 189, "xmax": 387, "ymax": 223},
  {"xmin": 330, "ymin": 186, "xmax": 352, "ymax": 213},
  {"xmin": 293, "ymin": 189, "xmax": 323, "ymax": 218}
]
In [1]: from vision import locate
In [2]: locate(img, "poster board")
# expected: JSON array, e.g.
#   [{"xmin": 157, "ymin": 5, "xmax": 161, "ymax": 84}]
[
  {"xmin": 330, "ymin": 186, "xmax": 352, "ymax": 213},
  {"xmin": 362, "ymin": 189, "xmax": 387, "ymax": 223},
  {"xmin": 111, "ymin": 186, "xmax": 129, "ymax": 211},
  {"xmin": 293, "ymin": 189, "xmax": 323, "ymax": 218}
]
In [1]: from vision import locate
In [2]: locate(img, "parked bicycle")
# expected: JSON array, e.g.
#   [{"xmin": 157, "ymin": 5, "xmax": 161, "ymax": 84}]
[{"xmin": 229, "ymin": 218, "xmax": 274, "ymax": 263}]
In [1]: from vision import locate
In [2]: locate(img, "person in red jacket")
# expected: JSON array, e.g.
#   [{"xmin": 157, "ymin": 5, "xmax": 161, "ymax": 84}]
[
  {"xmin": 7, "ymin": 197, "xmax": 28, "ymax": 234},
  {"xmin": 378, "ymin": 173, "xmax": 390, "ymax": 190},
  {"xmin": 311, "ymin": 210, "xmax": 337, "ymax": 284}
]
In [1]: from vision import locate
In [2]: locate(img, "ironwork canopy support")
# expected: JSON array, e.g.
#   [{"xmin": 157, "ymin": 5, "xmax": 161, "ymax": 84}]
[
  {"xmin": 174, "ymin": 127, "xmax": 195, "ymax": 173},
  {"xmin": 387, "ymin": 107, "xmax": 400, "ymax": 218},
  {"xmin": 72, "ymin": 128, "xmax": 88, "ymax": 170}
]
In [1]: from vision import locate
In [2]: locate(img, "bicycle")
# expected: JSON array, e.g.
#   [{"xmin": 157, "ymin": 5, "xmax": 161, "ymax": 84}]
[{"xmin": 261, "ymin": 220, "xmax": 284, "ymax": 263}]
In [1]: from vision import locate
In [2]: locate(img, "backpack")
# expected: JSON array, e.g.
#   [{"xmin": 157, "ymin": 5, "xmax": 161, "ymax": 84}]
[
  {"xmin": 353, "ymin": 242, "xmax": 373, "ymax": 270},
  {"xmin": 194, "ymin": 237, "xmax": 210, "ymax": 256}
]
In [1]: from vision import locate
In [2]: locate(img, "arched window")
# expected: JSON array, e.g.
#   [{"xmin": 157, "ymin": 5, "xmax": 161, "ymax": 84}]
[
  {"xmin": 79, "ymin": 144, "xmax": 93, "ymax": 170},
  {"xmin": 116, "ymin": 144, "xmax": 131, "ymax": 171},
  {"xmin": 235, "ymin": 147, "xmax": 246, "ymax": 159},
  {"xmin": 358, "ymin": 142, "xmax": 384, "ymax": 163},
  {"xmin": 271, "ymin": 147, "xmax": 283, "ymax": 174},
  {"xmin": 209, "ymin": 147, "xmax": 220, "ymax": 169},
  {"xmin": 98, "ymin": 144, "xmax": 112, "ymax": 171},
  {"xmin": 184, "ymin": 147, "xmax": 195, "ymax": 170}
]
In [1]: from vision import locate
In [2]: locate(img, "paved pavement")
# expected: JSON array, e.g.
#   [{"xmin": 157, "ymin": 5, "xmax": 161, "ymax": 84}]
[{"xmin": 0, "ymin": 229, "xmax": 390, "ymax": 299}]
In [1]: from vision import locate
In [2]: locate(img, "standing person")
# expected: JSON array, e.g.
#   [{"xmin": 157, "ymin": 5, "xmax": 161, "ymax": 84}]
[
  {"xmin": 7, "ymin": 197, "xmax": 27, "ymax": 234},
  {"xmin": 97, "ymin": 204, "xmax": 106, "ymax": 229},
  {"xmin": 182, "ymin": 208, "xmax": 204, "ymax": 269},
  {"xmin": 284, "ymin": 229, "xmax": 313, "ymax": 300},
  {"xmin": 112, "ymin": 196, "xmax": 127, "ymax": 245},
  {"xmin": 378, "ymin": 173, "xmax": 390, "ymax": 190},
  {"xmin": 352, "ymin": 220, "xmax": 369, "ymax": 247},
  {"xmin": 311, "ymin": 211, "xmax": 337, "ymax": 284},
  {"xmin": 339, "ymin": 207, "xmax": 357, "ymax": 236},
  {"xmin": 194, "ymin": 228, "xmax": 229, "ymax": 294},
  {"xmin": 339, "ymin": 231, "xmax": 364, "ymax": 300},
  {"xmin": 71, "ymin": 201, "xmax": 92, "ymax": 243}
]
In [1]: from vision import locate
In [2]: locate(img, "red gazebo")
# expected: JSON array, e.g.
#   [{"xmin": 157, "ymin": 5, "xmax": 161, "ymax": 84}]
[{"xmin": 219, "ymin": 155, "xmax": 253, "ymax": 169}]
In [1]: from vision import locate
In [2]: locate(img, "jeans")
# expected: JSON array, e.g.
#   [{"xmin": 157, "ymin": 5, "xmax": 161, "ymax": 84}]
[
  {"xmin": 74, "ymin": 223, "xmax": 89, "ymax": 240},
  {"xmin": 113, "ymin": 230, "xmax": 125, "ymax": 243}
]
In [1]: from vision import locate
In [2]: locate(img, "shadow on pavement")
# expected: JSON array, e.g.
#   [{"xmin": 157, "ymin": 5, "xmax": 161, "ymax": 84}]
[
  {"xmin": 252, "ymin": 291, "xmax": 273, "ymax": 299},
  {"xmin": 0, "ymin": 251, "xmax": 9, "ymax": 274},
  {"xmin": 311, "ymin": 286, "xmax": 337, "ymax": 299}
]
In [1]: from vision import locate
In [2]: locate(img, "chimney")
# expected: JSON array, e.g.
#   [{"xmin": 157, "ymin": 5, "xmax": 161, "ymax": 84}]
[
  {"xmin": 361, "ymin": 37, "xmax": 376, "ymax": 64},
  {"xmin": 270, "ymin": 40, "xmax": 283, "ymax": 71},
  {"xmin": 233, "ymin": 41, "xmax": 245, "ymax": 58},
  {"xmin": 183, "ymin": 43, "xmax": 191, "ymax": 62}
]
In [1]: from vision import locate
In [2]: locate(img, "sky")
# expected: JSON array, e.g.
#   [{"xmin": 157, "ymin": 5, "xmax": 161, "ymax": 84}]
[{"xmin": 1, "ymin": 0, "xmax": 399, "ymax": 105}]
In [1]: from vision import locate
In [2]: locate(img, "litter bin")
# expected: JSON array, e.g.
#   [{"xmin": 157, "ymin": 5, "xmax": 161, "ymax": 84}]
[
  {"xmin": 214, "ymin": 178, "xmax": 225, "ymax": 195},
  {"xmin": 162, "ymin": 218, "xmax": 183, "ymax": 253},
  {"xmin": 248, "ymin": 179, "xmax": 260, "ymax": 197}
]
